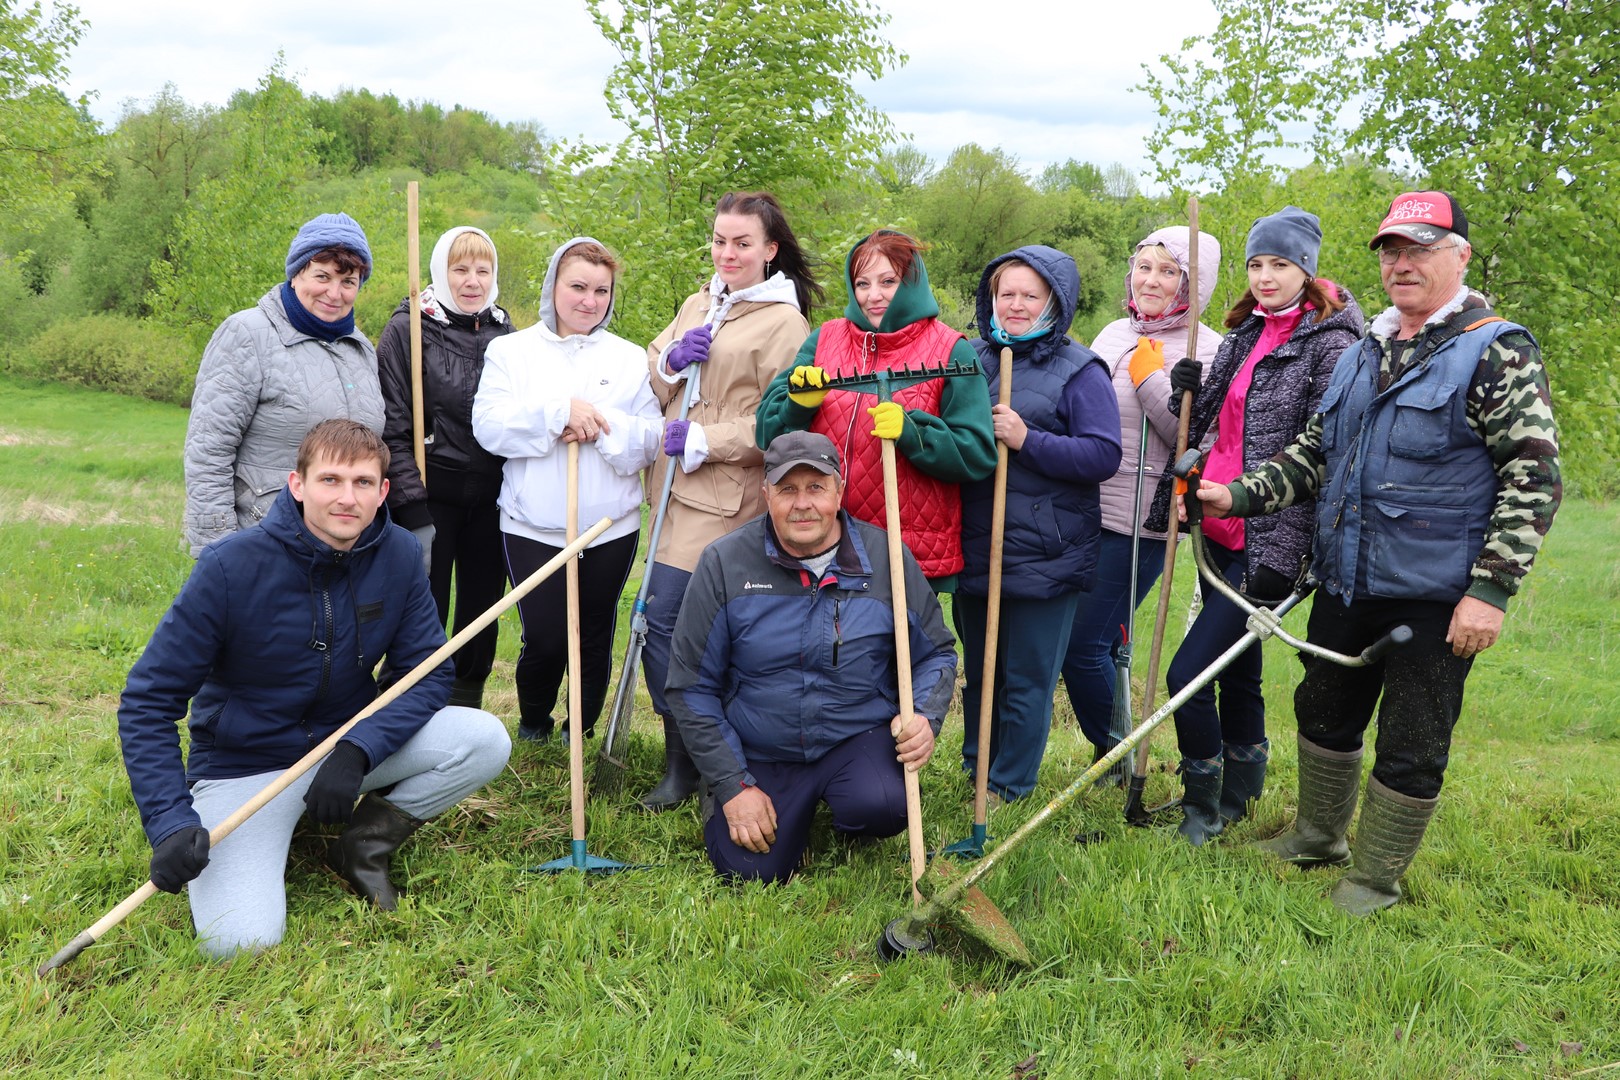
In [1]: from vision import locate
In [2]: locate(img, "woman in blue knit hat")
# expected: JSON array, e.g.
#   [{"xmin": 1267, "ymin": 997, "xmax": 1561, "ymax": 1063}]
[
  {"xmin": 1146, "ymin": 206, "xmax": 1364, "ymax": 845},
  {"xmin": 182, "ymin": 212, "xmax": 385, "ymax": 555}
]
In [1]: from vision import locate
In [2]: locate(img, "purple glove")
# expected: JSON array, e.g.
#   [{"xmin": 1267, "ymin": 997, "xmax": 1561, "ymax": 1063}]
[
  {"xmin": 664, "ymin": 420, "xmax": 690, "ymax": 458},
  {"xmin": 665, "ymin": 324, "xmax": 713, "ymax": 373}
]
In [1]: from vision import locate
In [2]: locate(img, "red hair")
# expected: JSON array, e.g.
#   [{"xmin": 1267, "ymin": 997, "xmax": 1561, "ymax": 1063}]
[{"xmin": 851, "ymin": 230, "xmax": 924, "ymax": 284}]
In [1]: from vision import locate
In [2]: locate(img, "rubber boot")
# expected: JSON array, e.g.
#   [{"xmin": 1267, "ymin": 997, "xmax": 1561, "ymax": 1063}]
[
  {"xmin": 1330, "ymin": 777, "xmax": 1438, "ymax": 916},
  {"xmin": 638, "ymin": 716, "xmax": 699, "ymax": 813},
  {"xmin": 1256, "ymin": 735, "xmax": 1362, "ymax": 866},
  {"xmin": 1176, "ymin": 757, "xmax": 1225, "ymax": 846},
  {"xmin": 516, "ymin": 693, "xmax": 555, "ymax": 744},
  {"xmin": 327, "ymin": 794, "xmax": 426, "ymax": 912},
  {"xmin": 1219, "ymin": 739, "xmax": 1269, "ymax": 824},
  {"xmin": 448, "ymin": 677, "xmax": 485, "ymax": 710}
]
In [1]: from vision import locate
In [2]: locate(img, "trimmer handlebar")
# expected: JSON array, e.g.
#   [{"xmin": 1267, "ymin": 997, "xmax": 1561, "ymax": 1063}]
[{"xmin": 1360, "ymin": 625, "xmax": 1414, "ymax": 664}]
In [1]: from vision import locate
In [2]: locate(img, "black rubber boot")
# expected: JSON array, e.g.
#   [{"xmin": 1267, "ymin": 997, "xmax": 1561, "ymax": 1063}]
[
  {"xmin": 1092, "ymin": 740, "xmax": 1125, "ymax": 789},
  {"xmin": 638, "ymin": 716, "xmax": 699, "ymax": 813},
  {"xmin": 1218, "ymin": 740, "xmax": 1269, "ymax": 824},
  {"xmin": 448, "ymin": 677, "xmax": 485, "ymax": 711},
  {"xmin": 1177, "ymin": 760, "xmax": 1225, "ymax": 846},
  {"xmin": 516, "ymin": 693, "xmax": 556, "ymax": 744},
  {"xmin": 1330, "ymin": 777, "xmax": 1438, "ymax": 916},
  {"xmin": 1256, "ymin": 735, "xmax": 1362, "ymax": 866},
  {"xmin": 327, "ymin": 794, "xmax": 426, "ymax": 911}
]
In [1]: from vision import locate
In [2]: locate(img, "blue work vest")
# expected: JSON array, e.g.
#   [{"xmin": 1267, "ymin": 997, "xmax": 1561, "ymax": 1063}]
[{"xmin": 1312, "ymin": 317, "xmax": 1529, "ymax": 604}]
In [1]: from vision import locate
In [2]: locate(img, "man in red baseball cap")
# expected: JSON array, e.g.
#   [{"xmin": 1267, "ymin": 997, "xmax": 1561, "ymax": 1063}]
[{"xmin": 1188, "ymin": 189, "xmax": 1562, "ymax": 916}]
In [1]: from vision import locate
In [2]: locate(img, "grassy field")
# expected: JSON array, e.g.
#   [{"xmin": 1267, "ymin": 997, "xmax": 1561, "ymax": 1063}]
[{"xmin": 1, "ymin": 374, "xmax": 1616, "ymax": 1078}]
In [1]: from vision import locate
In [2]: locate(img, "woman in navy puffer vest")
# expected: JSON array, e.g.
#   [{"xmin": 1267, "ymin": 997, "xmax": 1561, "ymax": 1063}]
[{"xmin": 957, "ymin": 246, "xmax": 1122, "ymax": 803}]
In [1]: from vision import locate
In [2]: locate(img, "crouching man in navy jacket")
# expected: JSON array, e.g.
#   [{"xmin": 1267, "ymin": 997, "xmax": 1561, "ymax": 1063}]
[
  {"xmin": 118, "ymin": 419, "xmax": 511, "ymax": 958},
  {"xmin": 666, "ymin": 431, "xmax": 957, "ymax": 883}
]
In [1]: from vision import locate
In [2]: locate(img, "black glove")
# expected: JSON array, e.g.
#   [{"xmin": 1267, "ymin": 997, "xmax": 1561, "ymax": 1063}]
[
  {"xmin": 1247, "ymin": 565, "xmax": 1295, "ymax": 605},
  {"xmin": 150, "ymin": 826, "xmax": 211, "ymax": 893},
  {"xmin": 1170, "ymin": 358, "xmax": 1202, "ymax": 395},
  {"xmin": 303, "ymin": 742, "xmax": 369, "ymax": 825}
]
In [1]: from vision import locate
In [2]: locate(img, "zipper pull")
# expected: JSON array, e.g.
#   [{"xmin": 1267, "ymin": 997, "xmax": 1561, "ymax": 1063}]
[{"xmin": 832, "ymin": 598, "xmax": 842, "ymax": 668}]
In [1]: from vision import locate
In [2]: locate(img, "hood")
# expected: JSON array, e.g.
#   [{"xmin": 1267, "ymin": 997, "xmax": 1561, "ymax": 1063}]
[
  {"xmin": 841, "ymin": 231, "xmax": 940, "ymax": 333},
  {"xmin": 259, "ymin": 484, "xmax": 392, "ymax": 565},
  {"xmin": 974, "ymin": 245, "xmax": 1079, "ymax": 355},
  {"xmin": 1125, "ymin": 226, "xmax": 1222, "ymax": 337},
  {"xmin": 428, "ymin": 225, "xmax": 501, "ymax": 318},
  {"xmin": 539, "ymin": 236, "xmax": 615, "ymax": 337}
]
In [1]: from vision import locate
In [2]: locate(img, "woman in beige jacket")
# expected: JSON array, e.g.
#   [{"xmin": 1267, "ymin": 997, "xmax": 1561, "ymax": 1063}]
[{"xmin": 638, "ymin": 191, "xmax": 818, "ymax": 812}]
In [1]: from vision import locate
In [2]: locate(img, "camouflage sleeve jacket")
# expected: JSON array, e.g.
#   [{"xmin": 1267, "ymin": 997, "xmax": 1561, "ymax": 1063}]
[{"xmin": 1226, "ymin": 317, "xmax": 1561, "ymax": 608}]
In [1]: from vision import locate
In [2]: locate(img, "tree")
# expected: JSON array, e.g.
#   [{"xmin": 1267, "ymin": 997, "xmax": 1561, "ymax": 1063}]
[
  {"xmin": 0, "ymin": 0, "xmax": 99, "ymax": 221},
  {"xmin": 540, "ymin": 0, "xmax": 904, "ymax": 342},
  {"xmin": 148, "ymin": 58, "xmax": 327, "ymax": 343}
]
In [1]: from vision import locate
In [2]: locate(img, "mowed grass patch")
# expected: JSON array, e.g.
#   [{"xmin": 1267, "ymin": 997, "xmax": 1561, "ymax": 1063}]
[{"xmin": 2, "ymin": 375, "xmax": 1617, "ymax": 1077}]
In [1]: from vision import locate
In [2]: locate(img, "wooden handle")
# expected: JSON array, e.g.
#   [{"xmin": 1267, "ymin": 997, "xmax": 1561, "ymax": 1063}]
[
  {"xmin": 880, "ymin": 437, "xmax": 926, "ymax": 907},
  {"xmin": 407, "ymin": 181, "xmax": 425, "ymax": 483},
  {"xmin": 38, "ymin": 514, "xmax": 615, "ymax": 976},
  {"xmin": 566, "ymin": 441, "xmax": 586, "ymax": 844},
  {"xmin": 972, "ymin": 347, "xmax": 1014, "ymax": 824},
  {"xmin": 1133, "ymin": 195, "xmax": 1199, "ymax": 780}
]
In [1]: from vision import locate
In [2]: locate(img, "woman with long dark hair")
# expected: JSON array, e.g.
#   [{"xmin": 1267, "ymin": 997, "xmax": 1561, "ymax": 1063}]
[
  {"xmin": 637, "ymin": 192, "xmax": 819, "ymax": 812},
  {"xmin": 1151, "ymin": 206, "xmax": 1364, "ymax": 844}
]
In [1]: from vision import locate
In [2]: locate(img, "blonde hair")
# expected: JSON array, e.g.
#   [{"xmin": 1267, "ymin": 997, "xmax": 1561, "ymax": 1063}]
[{"xmin": 446, "ymin": 230, "xmax": 495, "ymax": 266}]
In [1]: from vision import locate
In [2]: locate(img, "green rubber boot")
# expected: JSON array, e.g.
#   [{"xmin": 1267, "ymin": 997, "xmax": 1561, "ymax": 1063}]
[
  {"xmin": 1256, "ymin": 735, "xmax": 1361, "ymax": 866},
  {"xmin": 1330, "ymin": 777, "xmax": 1437, "ymax": 916}
]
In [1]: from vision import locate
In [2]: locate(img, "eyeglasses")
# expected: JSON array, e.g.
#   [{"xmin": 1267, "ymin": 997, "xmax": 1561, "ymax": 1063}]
[{"xmin": 1377, "ymin": 241, "xmax": 1459, "ymax": 266}]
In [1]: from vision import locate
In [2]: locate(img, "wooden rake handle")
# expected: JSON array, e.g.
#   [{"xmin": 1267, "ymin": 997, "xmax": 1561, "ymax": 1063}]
[
  {"xmin": 972, "ymin": 347, "xmax": 1014, "ymax": 824},
  {"xmin": 38, "ymin": 515, "xmax": 614, "ymax": 977}
]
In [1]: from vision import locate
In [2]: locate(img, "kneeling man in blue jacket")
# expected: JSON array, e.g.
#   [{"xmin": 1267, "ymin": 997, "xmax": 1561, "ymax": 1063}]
[
  {"xmin": 666, "ymin": 431, "xmax": 957, "ymax": 883},
  {"xmin": 118, "ymin": 419, "xmax": 512, "ymax": 958}
]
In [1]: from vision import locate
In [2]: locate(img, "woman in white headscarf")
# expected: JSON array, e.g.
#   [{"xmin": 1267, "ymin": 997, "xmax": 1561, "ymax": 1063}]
[
  {"xmin": 377, "ymin": 225, "xmax": 514, "ymax": 710},
  {"xmin": 1058, "ymin": 226, "xmax": 1223, "ymax": 770}
]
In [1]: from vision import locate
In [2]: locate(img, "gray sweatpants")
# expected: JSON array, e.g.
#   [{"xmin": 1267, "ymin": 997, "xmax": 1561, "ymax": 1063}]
[{"xmin": 187, "ymin": 706, "xmax": 511, "ymax": 959}]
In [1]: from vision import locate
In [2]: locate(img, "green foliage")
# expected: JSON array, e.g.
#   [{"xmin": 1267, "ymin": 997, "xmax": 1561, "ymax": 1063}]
[
  {"xmin": 4, "ymin": 312, "xmax": 195, "ymax": 404},
  {"xmin": 309, "ymin": 88, "xmax": 545, "ymax": 176},
  {"xmin": 0, "ymin": 0, "xmax": 101, "ymax": 223},
  {"xmin": 537, "ymin": 0, "xmax": 905, "ymax": 344},
  {"xmin": 147, "ymin": 58, "xmax": 328, "ymax": 348},
  {"xmin": 1350, "ymin": 0, "xmax": 1620, "ymax": 497}
]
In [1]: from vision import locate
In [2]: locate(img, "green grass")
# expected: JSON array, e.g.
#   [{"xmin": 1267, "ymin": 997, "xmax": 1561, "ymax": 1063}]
[{"xmin": 2, "ymin": 374, "xmax": 1617, "ymax": 1078}]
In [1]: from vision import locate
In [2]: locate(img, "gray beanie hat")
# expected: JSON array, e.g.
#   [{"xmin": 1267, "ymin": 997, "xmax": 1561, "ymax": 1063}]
[
  {"xmin": 286, "ymin": 212, "xmax": 373, "ymax": 284},
  {"xmin": 1245, "ymin": 206, "xmax": 1321, "ymax": 278}
]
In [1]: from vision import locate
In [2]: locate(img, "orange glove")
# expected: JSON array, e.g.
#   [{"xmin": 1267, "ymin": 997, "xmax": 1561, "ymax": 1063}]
[{"xmin": 1127, "ymin": 337, "xmax": 1166, "ymax": 387}]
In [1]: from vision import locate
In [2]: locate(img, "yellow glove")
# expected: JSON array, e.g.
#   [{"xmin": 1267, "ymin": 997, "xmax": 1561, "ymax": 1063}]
[
  {"xmin": 868, "ymin": 401, "xmax": 905, "ymax": 441},
  {"xmin": 787, "ymin": 365, "xmax": 830, "ymax": 408},
  {"xmin": 1127, "ymin": 337, "xmax": 1166, "ymax": 387}
]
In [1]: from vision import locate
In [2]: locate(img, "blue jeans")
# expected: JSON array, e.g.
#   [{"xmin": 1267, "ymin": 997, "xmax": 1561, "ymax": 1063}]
[
  {"xmin": 1166, "ymin": 541, "xmax": 1265, "ymax": 761},
  {"xmin": 1060, "ymin": 529, "xmax": 1164, "ymax": 751},
  {"xmin": 955, "ymin": 589, "xmax": 1081, "ymax": 801},
  {"xmin": 640, "ymin": 562, "xmax": 693, "ymax": 718}
]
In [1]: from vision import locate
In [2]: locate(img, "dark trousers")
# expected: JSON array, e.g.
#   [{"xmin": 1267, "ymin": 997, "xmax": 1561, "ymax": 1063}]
[
  {"xmin": 1167, "ymin": 542, "xmax": 1266, "ymax": 760},
  {"xmin": 1294, "ymin": 595, "xmax": 1472, "ymax": 800},
  {"xmin": 427, "ymin": 498, "xmax": 507, "ymax": 684},
  {"xmin": 640, "ymin": 561, "xmax": 693, "ymax": 719},
  {"xmin": 1061, "ymin": 529, "xmax": 1164, "ymax": 751},
  {"xmin": 955, "ymin": 589, "xmax": 1081, "ymax": 801},
  {"xmin": 502, "ymin": 531, "xmax": 639, "ymax": 734},
  {"xmin": 704, "ymin": 725, "xmax": 907, "ymax": 884}
]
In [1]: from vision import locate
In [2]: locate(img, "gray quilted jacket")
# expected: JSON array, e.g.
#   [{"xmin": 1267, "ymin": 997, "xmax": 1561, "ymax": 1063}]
[{"xmin": 182, "ymin": 287, "xmax": 384, "ymax": 555}]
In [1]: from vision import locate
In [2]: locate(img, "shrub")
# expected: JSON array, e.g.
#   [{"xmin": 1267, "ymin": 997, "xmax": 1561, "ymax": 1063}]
[{"xmin": 5, "ymin": 314, "xmax": 197, "ymax": 406}]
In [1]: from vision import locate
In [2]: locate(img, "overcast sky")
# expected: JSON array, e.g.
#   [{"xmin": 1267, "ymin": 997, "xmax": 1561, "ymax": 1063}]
[{"xmin": 60, "ymin": 0, "xmax": 1219, "ymax": 183}]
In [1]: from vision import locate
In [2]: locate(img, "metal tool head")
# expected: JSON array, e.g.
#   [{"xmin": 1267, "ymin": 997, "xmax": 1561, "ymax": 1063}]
[{"xmin": 818, "ymin": 357, "xmax": 982, "ymax": 401}]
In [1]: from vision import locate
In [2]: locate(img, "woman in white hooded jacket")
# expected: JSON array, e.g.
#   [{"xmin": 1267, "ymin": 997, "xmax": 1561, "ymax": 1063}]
[
  {"xmin": 1060, "ymin": 226, "xmax": 1223, "ymax": 767},
  {"xmin": 472, "ymin": 238, "xmax": 663, "ymax": 743}
]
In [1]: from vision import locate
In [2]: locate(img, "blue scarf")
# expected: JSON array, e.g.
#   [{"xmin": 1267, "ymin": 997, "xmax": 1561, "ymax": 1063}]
[
  {"xmin": 989, "ymin": 313, "xmax": 1054, "ymax": 346},
  {"xmin": 280, "ymin": 280, "xmax": 355, "ymax": 342}
]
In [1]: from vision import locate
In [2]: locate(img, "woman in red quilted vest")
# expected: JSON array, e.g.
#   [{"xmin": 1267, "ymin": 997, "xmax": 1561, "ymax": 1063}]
[{"xmin": 756, "ymin": 230, "xmax": 996, "ymax": 593}]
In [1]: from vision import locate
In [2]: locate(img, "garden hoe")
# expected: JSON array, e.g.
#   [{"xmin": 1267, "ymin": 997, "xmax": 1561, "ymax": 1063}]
[
  {"xmin": 1124, "ymin": 195, "xmax": 1202, "ymax": 827},
  {"xmin": 533, "ymin": 443, "xmax": 638, "ymax": 874},
  {"xmin": 941, "ymin": 347, "xmax": 1013, "ymax": 861},
  {"xmin": 875, "ymin": 452, "xmax": 1412, "ymax": 968},
  {"xmin": 594, "ymin": 369, "xmax": 701, "ymax": 795},
  {"xmin": 38, "ymin": 515, "xmax": 613, "ymax": 977}
]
